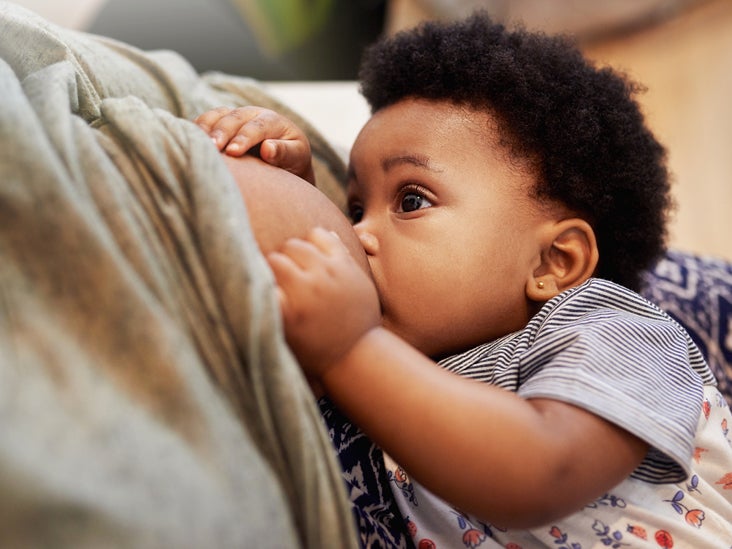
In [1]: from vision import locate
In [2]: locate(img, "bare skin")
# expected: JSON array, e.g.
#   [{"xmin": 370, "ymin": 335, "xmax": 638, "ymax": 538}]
[
  {"xmin": 196, "ymin": 105, "xmax": 368, "ymax": 271},
  {"xmin": 221, "ymin": 154, "xmax": 368, "ymax": 272},
  {"xmin": 197, "ymin": 105, "xmax": 315, "ymax": 184},
  {"xmin": 199, "ymin": 102, "xmax": 648, "ymax": 528}
]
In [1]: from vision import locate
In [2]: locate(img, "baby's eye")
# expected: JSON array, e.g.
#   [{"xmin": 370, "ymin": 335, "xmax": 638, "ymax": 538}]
[
  {"xmin": 398, "ymin": 191, "xmax": 432, "ymax": 213},
  {"xmin": 348, "ymin": 203, "xmax": 364, "ymax": 224}
]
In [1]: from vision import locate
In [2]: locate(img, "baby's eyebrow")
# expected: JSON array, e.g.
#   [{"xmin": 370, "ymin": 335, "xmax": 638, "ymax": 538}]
[{"xmin": 382, "ymin": 154, "xmax": 443, "ymax": 173}]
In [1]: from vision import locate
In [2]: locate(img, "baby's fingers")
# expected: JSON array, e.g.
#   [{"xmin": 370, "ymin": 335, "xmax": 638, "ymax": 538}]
[
  {"xmin": 266, "ymin": 249, "xmax": 311, "ymax": 311},
  {"xmin": 194, "ymin": 106, "xmax": 277, "ymax": 153},
  {"xmin": 194, "ymin": 107, "xmax": 236, "ymax": 149},
  {"xmin": 279, "ymin": 235, "xmax": 334, "ymax": 273},
  {"xmin": 193, "ymin": 106, "xmax": 229, "ymax": 130},
  {"xmin": 307, "ymin": 227, "xmax": 352, "ymax": 259},
  {"xmin": 266, "ymin": 233, "xmax": 337, "ymax": 295},
  {"xmin": 220, "ymin": 108, "xmax": 285, "ymax": 155},
  {"xmin": 266, "ymin": 253, "xmax": 300, "ymax": 321},
  {"xmin": 267, "ymin": 249, "xmax": 300, "ymax": 283},
  {"xmin": 259, "ymin": 139, "xmax": 315, "ymax": 185}
]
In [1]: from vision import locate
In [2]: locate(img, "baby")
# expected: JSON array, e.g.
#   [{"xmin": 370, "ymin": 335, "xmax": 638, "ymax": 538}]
[{"xmin": 198, "ymin": 13, "xmax": 732, "ymax": 548}]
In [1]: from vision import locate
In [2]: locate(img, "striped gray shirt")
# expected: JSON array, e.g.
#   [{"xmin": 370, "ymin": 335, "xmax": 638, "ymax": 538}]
[{"xmin": 438, "ymin": 278, "xmax": 715, "ymax": 483}]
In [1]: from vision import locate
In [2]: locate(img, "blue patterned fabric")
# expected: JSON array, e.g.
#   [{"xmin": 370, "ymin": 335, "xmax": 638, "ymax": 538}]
[
  {"xmin": 319, "ymin": 397, "xmax": 413, "ymax": 549},
  {"xmin": 641, "ymin": 249, "xmax": 732, "ymax": 404}
]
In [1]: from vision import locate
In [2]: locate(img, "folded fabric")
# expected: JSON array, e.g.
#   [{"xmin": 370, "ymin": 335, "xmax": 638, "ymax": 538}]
[{"xmin": 0, "ymin": 3, "xmax": 355, "ymax": 547}]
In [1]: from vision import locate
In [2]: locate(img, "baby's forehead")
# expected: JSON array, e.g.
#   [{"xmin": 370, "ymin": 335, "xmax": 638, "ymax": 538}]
[
  {"xmin": 348, "ymin": 102, "xmax": 529, "ymax": 174},
  {"xmin": 361, "ymin": 98, "xmax": 512, "ymax": 144}
]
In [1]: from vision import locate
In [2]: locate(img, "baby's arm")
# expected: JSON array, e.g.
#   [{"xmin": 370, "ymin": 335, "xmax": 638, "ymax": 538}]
[
  {"xmin": 195, "ymin": 106, "xmax": 315, "ymax": 184},
  {"xmin": 268, "ymin": 229, "xmax": 648, "ymax": 528}
]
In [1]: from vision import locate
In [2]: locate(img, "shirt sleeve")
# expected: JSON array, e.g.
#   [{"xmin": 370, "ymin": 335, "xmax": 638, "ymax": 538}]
[{"xmin": 516, "ymin": 306, "xmax": 705, "ymax": 483}]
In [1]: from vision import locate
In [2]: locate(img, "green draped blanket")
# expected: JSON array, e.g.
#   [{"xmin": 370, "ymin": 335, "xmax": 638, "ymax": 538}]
[{"xmin": 0, "ymin": 3, "xmax": 355, "ymax": 547}]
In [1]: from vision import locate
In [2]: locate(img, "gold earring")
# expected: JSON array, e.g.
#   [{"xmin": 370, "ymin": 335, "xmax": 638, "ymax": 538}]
[{"xmin": 537, "ymin": 281, "xmax": 545, "ymax": 289}]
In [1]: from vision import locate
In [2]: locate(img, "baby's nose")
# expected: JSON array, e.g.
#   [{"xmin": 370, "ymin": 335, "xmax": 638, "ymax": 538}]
[{"xmin": 353, "ymin": 224, "xmax": 378, "ymax": 255}]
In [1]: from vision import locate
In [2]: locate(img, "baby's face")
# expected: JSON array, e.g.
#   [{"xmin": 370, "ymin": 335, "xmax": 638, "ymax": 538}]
[{"xmin": 347, "ymin": 98, "xmax": 556, "ymax": 358}]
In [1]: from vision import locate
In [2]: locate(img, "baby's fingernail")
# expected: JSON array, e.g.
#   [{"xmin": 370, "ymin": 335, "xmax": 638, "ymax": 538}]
[
  {"xmin": 226, "ymin": 142, "xmax": 242, "ymax": 153},
  {"xmin": 265, "ymin": 141, "xmax": 277, "ymax": 157}
]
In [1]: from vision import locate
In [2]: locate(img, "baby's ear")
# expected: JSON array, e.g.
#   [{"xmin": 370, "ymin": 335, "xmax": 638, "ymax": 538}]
[{"xmin": 527, "ymin": 218, "xmax": 599, "ymax": 301}]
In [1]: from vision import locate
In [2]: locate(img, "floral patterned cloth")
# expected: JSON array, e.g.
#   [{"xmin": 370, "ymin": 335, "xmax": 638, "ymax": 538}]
[{"xmin": 385, "ymin": 384, "xmax": 732, "ymax": 548}]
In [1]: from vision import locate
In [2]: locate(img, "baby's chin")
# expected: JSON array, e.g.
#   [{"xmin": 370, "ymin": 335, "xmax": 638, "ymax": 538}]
[
  {"xmin": 383, "ymin": 318, "xmax": 473, "ymax": 360},
  {"xmin": 380, "ymin": 316, "xmax": 436, "ymax": 357}
]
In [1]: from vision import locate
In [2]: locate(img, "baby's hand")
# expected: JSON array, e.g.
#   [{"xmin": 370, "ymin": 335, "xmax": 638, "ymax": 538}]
[
  {"xmin": 195, "ymin": 106, "xmax": 315, "ymax": 184},
  {"xmin": 267, "ymin": 228, "xmax": 381, "ymax": 380}
]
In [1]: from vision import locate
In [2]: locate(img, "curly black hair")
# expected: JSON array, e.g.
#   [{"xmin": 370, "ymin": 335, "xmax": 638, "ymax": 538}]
[{"xmin": 358, "ymin": 13, "xmax": 672, "ymax": 291}]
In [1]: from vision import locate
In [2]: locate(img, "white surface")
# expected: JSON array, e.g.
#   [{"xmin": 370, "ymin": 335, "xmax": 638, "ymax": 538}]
[{"xmin": 264, "ymin": 81, "xmax": 371, "ymax": 153}]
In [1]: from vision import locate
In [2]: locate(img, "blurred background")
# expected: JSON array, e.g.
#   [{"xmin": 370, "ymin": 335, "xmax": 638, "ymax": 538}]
[
  {"xmin": 7, "ymin": 0, "xmax": 732, "ymax": 260},
  {"xmin": 7, "ymin": 0, "xmax": 388, "ymax": 79}
]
